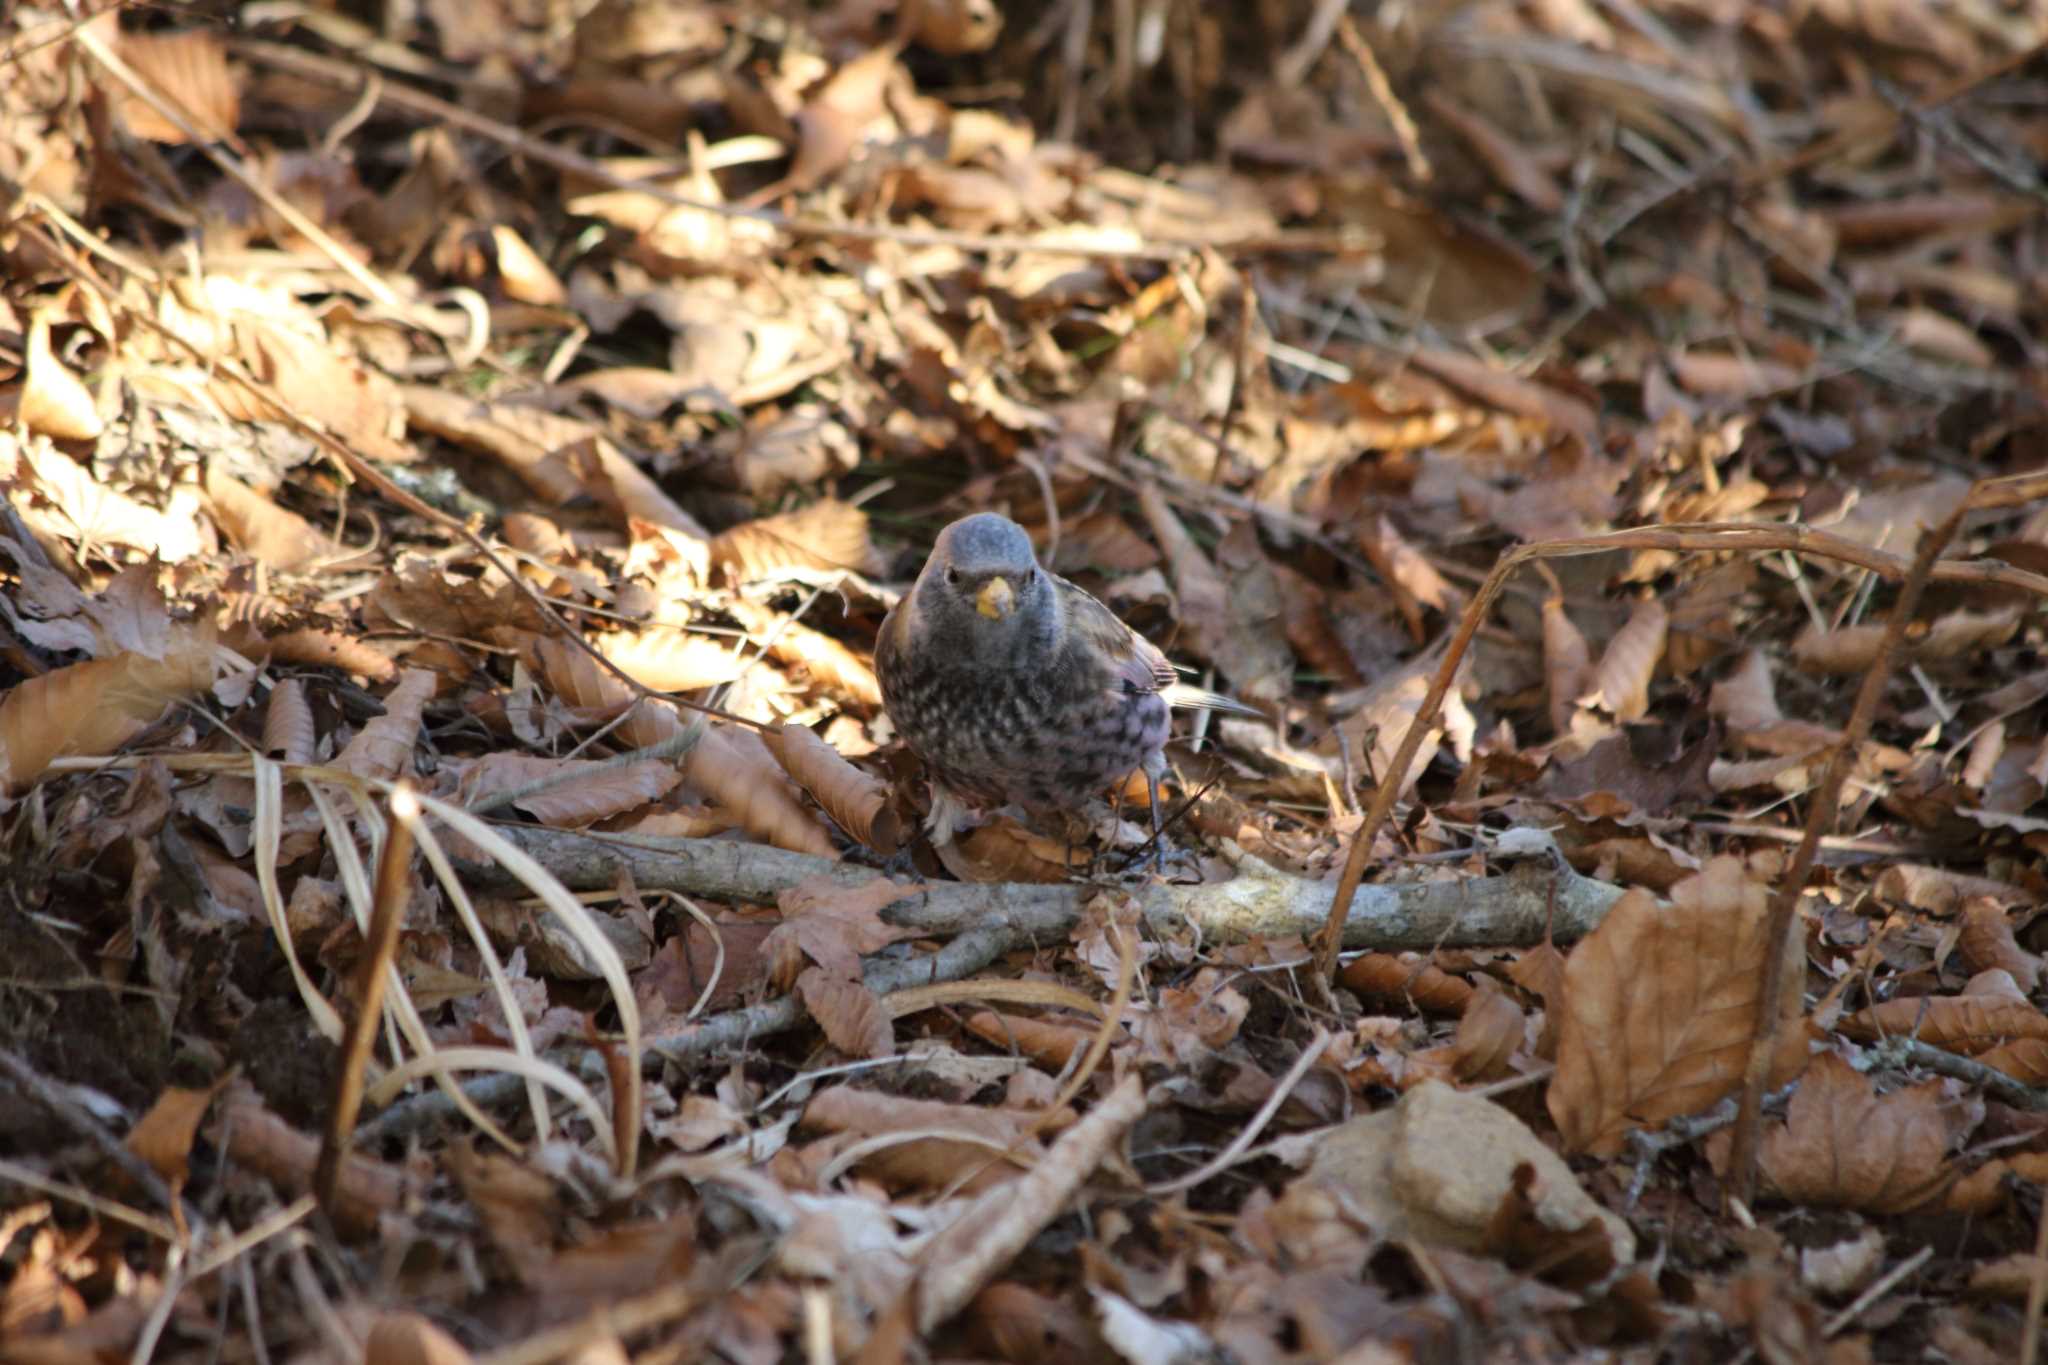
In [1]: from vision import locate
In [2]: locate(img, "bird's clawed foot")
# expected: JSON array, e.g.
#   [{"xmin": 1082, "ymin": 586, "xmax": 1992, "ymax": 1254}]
[
  {"xmin": 1108, "ymin": 839, "xmax": 1201, "ymax": 883},
  {"xmin": 846, "ymin": 839, "xmax": 925, "ymax": 879}
]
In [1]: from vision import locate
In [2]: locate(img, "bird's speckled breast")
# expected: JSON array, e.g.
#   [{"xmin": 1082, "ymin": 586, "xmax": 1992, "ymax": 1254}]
[{"xmin": 879, "ymin": 632, "xmax": 1170, "ymax": 812}]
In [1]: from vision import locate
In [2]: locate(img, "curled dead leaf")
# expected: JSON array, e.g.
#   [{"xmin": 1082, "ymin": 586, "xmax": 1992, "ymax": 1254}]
[
  {"xmin": 530, "ymin": 636, "xmax": 693, "ymax": 750},
  {"xmin": 939, "ymin": 817, "xmax": 1072, "ymax": 884},
  {"xmin": 20, "ymin": 311, "xmax": 104, "ymax": 441},
  {"xmin": 1509, "ymin": 942, "xmax": 1567, "ymax": 1061},
  {"xmin": 964, "ymin": 1010, "xmax": 1098, "ymax": 1071},
  {"xmin": 1586, "ymin": 599, "xmax": 1666, "ymax": 723},
  {"xmin": 1838, "ymin": 992, "xmax": 2048, "ymax": 1053},
  {"xmin": 796, "ymin": 967, "xmax": 894, "ymax": 1059},
  {"xmin": 334, "ymin": 668, "xmax": 438, "ymax": 784},
  {"xmin": 205, "ymin": 465, "xmax": 353, "ymax": 572},
  {"xmin": 1541, "ymin": 595, "xmax": 1593, "ymax": 737},
  {"xmin": 1707, "ymin": 650, "xmax": 1783, "ymax": 731},
  {"xmin": 1668, "ymin": 349, "xmax": 1805, "ymax": 397},
  {"xmin": 261, "ymin": 677, "xmax": 315, "ymax": 763},
  {"xmin": 1338, "ymin": 953, "xmax": 1475, "ymax": 1014},
  {"xmin": 780, "ymin": 43, "xmax": 902, "ymax": 196},
  {"xmin": 1958, "ymin": 899, "xmax": 2042, "ymax": 990},
  {"xmin": 362, "ymin": 1312, "xmax": 474, "ymax": 1365},
  {"xmin": 726, "ymin": 598, "xmax": 883, "ymax": 708},
  {"xmin": 126, "ymin": 1073, "xmax": 234, "ymax": 1188},
  {"xmin": 264, "ymin": 627, "xmax": 399, "ymax": 683},
  {"xmin": 462, "ymin": 753, "xmax": 681, "ymax": 827},
  {"xmin": 1452, "ymin": 982, "xmax": 1527, "ymax": 1083},
  {"xmin": 764, "ymin": 723, "xmax": 902, "ymax": 854},
  {"xmin": 680, "ymin": 723, "xmax": 839, "ymax": 858},
  {"xmin": 1356, "ymin": 514, "xmax": 1458, "ymax": 641},
  {"xmin": 488, "ymin": 225, "xmax": 567, "ymax": 306},
  {"xmin": 1974, "ymin": 1037, "xmax": 2048, "ymax": 1087},
  {"xmin": 1793, "ymin": 608, "xmax": 2022, "ymax": 675},
  {"xmin": 593, "ymin": 628, "xmax": 747, "ymax": 693},
  {"xmin": 801, "ymin": 1085, "xmax": 1038, "ymax": 1193}
]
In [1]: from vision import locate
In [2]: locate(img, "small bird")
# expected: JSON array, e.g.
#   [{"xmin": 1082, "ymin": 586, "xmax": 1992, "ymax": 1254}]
[{"xmin": 875, "ymin": 511, "xmax": 1261, "ymax": 871}]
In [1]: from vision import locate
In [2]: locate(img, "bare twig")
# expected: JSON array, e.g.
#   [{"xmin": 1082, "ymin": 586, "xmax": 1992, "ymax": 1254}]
[
  {"xmin": 1336, "ymin": 16, "xmax": 1431, "ymax": 182},
  {"xmin": 1145, "ymin": 1027, "xmax": 1333, "ymax": 1195},
  {"xmin": 1866, "ymin": 1035, "xmax": 2048, "ymax": 1113},
  {"xmin": 914, "ymin": 1076, "xmax": 1147, "ymax": 1332},
  {"xmin": 1724, "ymin": 487, "xmax": 1982, "ymax": 1208},
  {"xmin": 0, "ymin": 1156, "xmax": 178, "ymax": 1242},
  {"xmin": 1825, "ymin": 1244, "xmax": 1935, "ymax": 1340},
  {"xmin": 356, "ymin": 922, "xmax": 1018, "ymax": 1146},
  {"xmin": 316, "ymin": 783, "xmax": 420, "ymax": 1212}
]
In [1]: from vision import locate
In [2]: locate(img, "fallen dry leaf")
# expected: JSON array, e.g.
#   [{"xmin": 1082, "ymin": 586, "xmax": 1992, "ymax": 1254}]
[
  {"xmin": 0, "ymin": 626, "xmax": 215, "ymax": 792},
  {"xmin": 1549, "ymin": 857, "xmax": 1808, "ymax": 1155},
  {"xmin": 18, "ymin": 311, "xmax": 103, "ymax": 441},
  {"xmin": 1754, "ymin": 1051, "xmax": 1962, "ymax": 1214}
]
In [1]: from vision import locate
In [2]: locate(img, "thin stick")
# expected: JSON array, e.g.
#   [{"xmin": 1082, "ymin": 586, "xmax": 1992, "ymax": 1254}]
[
  {"xmin": 315, "ymin": 784, "xmax": 420, "ymax": 1212},
  {"xmin": 1825, "ymin": 1244, "xmax": 1934, "ymax": 1340},
  {"xmin": 1146, "ymin": 1027, "xmax": 1333, "ymax": 1195},
  {"xmin": 0, "ymin": 1156, "xmax": 178, "ymax": 1242},
  {"xmin": 1722, "ymin": 487, "xmax": 1977, "ymax": 1206},
  {"xmin": 1336, "ymin": 16, "xmax": 1431, "ymax": 182}
]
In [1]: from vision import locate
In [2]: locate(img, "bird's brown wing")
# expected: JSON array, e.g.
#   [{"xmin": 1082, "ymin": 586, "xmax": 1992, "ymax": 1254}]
[
  {"xmin": 1057, "ymin": 575, "xmax": 1267, "ymax": 718},
  {"xmin": 1056, "ymin": 575, "xmax": 1177, "ymax": 695},
  {"xmin": 874, "ymin": 594, "xmax": 911, "ymax": 690}
]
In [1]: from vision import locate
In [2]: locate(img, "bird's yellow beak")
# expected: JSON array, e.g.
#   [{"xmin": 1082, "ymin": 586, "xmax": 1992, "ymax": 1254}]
[{"xmin": 975, "ymin": 575, "xmax": 1014, "ymax": 620}]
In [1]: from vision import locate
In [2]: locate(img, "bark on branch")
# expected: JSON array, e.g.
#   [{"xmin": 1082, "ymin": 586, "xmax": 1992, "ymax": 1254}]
[{"xmin": 458, "ymin": 825, "xmax": 1626, "ymax": 952}]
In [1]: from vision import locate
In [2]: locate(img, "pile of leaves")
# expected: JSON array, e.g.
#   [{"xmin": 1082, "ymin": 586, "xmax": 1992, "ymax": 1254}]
[{"xmin": 3, "ymin": 0, "xmax": 2048, "ymax": 1360}]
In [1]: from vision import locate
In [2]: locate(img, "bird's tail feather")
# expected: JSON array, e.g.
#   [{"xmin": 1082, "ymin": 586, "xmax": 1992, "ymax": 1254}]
[{"xmin": 1162, "ymin": 683, "xmax": 1265, "ymax": 719}]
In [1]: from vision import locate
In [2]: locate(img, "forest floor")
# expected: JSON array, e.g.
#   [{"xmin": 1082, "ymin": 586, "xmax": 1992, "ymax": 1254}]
[{"xmin": 3, "ymin": 1, "xmax": 2048, "ymax": 1361}]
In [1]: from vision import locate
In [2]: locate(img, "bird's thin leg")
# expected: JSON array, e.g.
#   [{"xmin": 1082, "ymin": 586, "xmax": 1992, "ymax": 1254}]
[{"xmin": 1144, "ymin": 767, "xmax": 1166, "ymax": 875}]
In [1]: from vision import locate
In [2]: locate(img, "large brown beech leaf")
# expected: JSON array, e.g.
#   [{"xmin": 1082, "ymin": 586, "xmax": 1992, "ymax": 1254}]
[
  {"xmin": 1755, "ymin": 1051, "xmax": 1963, "ymax": 1214},
  {"xmin": 1548, "ymin": 856, "xmax": 1809, "ymax": 1155}
]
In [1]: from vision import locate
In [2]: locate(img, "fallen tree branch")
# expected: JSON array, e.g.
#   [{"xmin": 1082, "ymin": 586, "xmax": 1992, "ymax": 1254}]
[{"xmin": 456, "ymin": 826, "xmax": 1626, "ymax": 952}]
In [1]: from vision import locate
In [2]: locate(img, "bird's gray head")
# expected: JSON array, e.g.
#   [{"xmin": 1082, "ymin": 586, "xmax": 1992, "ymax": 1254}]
[{"xmin": 913, "ymin": 512, "xmax": 1052, "ymax": 659}]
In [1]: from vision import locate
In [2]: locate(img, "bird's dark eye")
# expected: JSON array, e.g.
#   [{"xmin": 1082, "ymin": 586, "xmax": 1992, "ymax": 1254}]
[{"xmin": 945, "ymin": 567, "xmax": 961, "ymax": 587}]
